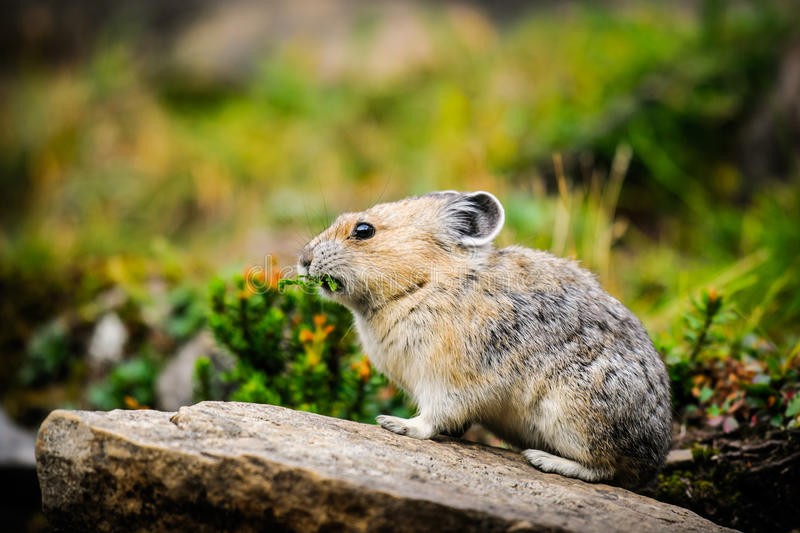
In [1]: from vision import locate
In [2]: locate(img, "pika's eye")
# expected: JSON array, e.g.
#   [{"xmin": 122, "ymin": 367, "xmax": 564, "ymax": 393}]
[{"xmin": 352, "ymin": 222, "xmax": 375, "ymax": 240}]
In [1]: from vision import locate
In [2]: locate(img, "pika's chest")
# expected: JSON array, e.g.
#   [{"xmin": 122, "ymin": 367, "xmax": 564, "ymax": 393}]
[{"xmin": 353, "ymin": 311, "xmax": 439, "ymax": 392}]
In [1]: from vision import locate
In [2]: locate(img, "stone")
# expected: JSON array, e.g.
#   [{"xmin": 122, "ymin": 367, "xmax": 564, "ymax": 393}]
[
  {"xmin": 87, "ymin": 312, "xmax": 128, "ymax": 368},
  {"xmin": 1, "ymin": 408, "xmax": 41, "ymax": 532},
  {"xmin": 0, "ymin": 408, "xmax": 36, "ymax": 467},
  {"xmin": 36, "ymin": 402, "xmax": 735, "ymax": 532},
  {"xmin": 665, "ymin": 448, "xmax": 694, "ymax": 467}
]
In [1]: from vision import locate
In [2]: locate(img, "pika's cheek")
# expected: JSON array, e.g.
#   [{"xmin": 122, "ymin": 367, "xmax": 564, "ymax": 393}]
[{"xmin": 347, "ymin": 256, "xmax": 384, "ymax": 280}]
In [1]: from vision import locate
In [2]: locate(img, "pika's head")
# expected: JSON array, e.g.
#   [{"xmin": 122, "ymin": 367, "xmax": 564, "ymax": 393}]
[{"xmin": 297, "ymin": 191, "xmax": 504, "ymax": 312}]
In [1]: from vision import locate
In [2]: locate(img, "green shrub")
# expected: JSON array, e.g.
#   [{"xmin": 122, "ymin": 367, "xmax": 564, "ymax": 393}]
[
  {"xmin": 163, "ymin": 285, "xmax": 208, "ymax": 343},
  {"xmin": 659, "ymin": 289, "xmax": 800, "ymax": 432},
  {"xmin": 201, "ymin": 273, "xmax": 409, "ymax": 423},
  {"xmin": 18, "ymin": 319, "xmax": 74, "ymax": 387},
  {"xmin": 87, "ymin": 353, "xmax": 160, "ymax": 410}
]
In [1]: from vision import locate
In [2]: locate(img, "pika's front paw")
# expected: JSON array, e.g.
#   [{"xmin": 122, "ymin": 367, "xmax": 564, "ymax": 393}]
[
  {"xmin": 377, "ymin": 415, "xmax": 409, "ymax": 435},
  {"xmin": 522, "ymin": 449, "xmax": 558, "ymax": 472},
  {"xmin": 376, "ymin": 414, "xmax": 436, "ymax": 440}
]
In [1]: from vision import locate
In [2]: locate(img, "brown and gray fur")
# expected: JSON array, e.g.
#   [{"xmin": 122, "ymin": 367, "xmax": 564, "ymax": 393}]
[{"xmin": 298, "ymin": 191, "xmax": 672, "ymax": 488}]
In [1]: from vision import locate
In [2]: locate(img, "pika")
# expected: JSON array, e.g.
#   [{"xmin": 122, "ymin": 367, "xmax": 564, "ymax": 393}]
[{"xmin": 298, "ymin": 191, "xmax": 672, "ymax": 488}]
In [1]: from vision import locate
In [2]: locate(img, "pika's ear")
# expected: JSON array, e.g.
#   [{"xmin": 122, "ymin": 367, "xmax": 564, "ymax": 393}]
[{"xmin": 442, "ymin": 191, "xmax": 505, "ymax": 246}]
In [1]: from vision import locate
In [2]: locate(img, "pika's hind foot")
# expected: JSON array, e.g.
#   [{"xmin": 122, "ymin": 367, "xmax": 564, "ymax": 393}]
[
  {"xmin": 522, "ymin": 449, "xmax": 612, "ymax": 483},
  {"xmin": 376, "ymin": 415, "xmax": 436, "ymax": 439}
]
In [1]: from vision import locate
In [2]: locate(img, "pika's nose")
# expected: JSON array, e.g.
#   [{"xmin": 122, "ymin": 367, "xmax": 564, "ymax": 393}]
[{"xmin": 299, "ymin": 250, "xmax": 313, "ymax": 272}]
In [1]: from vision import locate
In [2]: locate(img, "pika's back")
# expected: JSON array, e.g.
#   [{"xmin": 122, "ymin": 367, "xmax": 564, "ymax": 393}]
[{"xmin": 425, "ymin": 245, "xmax": 671, "ymax": 487}]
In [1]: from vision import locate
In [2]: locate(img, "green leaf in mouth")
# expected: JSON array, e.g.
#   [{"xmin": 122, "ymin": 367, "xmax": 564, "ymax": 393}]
[{"xmin": 278, "ymin": 274, "xmax": 339, "ymax": 292}]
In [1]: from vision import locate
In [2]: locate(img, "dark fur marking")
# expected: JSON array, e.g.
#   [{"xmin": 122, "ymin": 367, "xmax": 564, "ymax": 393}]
[
  {"xmin": 387, "ymin": 279, "xmax": 428, "ymax": 303},
  {"xmin": 432, "ymin": 237, "xmax": 452, "ymax": 253}
]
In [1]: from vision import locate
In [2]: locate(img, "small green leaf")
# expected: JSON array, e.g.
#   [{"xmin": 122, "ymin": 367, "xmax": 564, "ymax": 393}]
[
  {"xmin": 742, "ymin": 382, "xmax": 775, "ymax": 397},
  {"xmin": 699, "ymin": 385, "xmax": 714, "ymax": 403},
  {"xmin": 326, "ymin": 276, "xmax": 339, "ymax": 292},
  {"xmin": 278, "ymin": 274, "xmax": 338, "ymax": 292},
  {"xmin": 278, "ymin": 275, "xmax": 321, "ymax": 291},
  {"xmin": 785, "ymin": 395, "xmax": 800, "ymax": 418}
]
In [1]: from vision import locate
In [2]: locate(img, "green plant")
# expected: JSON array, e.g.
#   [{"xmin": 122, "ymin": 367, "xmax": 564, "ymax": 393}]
[
  {"xmin": 278, "ymin": 274, "xmax": 340, "ymax": 293},
  {"xmin": 163, "ymin": 285, "xmax": 207, "ymax": 342},
  {"xmin": 87, "ymin": 353, "xmax": 160, "ymax": 410},
  {"xmin": 659, "ymin": 289, "xmax": 800, "ymax": 432},
  {"xmin": 202, "ymin": 273, "xmax": 409, "ymax": 422},
  {"xmin": 18, "ymin": 319, "xmax": 74, "ymax": 387}
]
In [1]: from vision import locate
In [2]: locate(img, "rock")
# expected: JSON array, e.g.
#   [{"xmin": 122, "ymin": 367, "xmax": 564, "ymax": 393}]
[
  {"xmin": 87, "ymin": 312, "xmax": 128, "ymax": 368},
  {"xmin": 0, "ymin": 408, "xmax": 36, "ymax": 466},
  {"xmin": 1, "ymin": 408, "xmax": 42, "ymax": 532},
  {"xmin": 665, "ymin": 448, "xmax": 693, "ymax": 468},
  {"xmin": 36, "ymin": 402, "xmax": 734, "ymax": 532}
]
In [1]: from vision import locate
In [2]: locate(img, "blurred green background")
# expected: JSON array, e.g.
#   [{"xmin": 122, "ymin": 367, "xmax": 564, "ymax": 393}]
[
  {"xmin": 0, "ymin": 0, "xmax": 800, "ymax": 529},
  {"xmin": 1, "ymin": 1, "xmax": 799, "ymax": 527}
]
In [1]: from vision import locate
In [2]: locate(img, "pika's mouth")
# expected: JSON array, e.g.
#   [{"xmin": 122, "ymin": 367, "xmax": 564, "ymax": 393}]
[{"xmin": 320, "ymin": 275, "xmax": 343, "ymax": 294}]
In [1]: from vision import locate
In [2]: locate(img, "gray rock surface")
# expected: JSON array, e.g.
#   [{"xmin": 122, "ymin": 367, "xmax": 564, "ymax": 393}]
[
  {"xmin": 0, "ymin": 408, "xmax": 36, "ymax": 466},
  {"xmin": 87, "ymin": 312, "xmax": 128, "ymax": 369},
  {"xmin": 36, "ymin": 402, "xmax": 735, "ymax": 532}
]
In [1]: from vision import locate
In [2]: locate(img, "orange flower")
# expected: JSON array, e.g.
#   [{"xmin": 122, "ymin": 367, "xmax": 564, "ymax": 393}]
[
  {"xmin": 124, "ymin": 396, "xmax": 146, "ymax": 410},
  {"xmin": 243, "ymin": 267, "xmax": 266, "ymax": 295},
  {"xmin": 313, "ymin": 314, "xmax": 327, "ymax": 328},
  {"xmin": 352, "ymin": 357, "xmax": 371, "ymax": 382},
  {"xmin": 269, "ymin": 269, "xmax": 282, "ymax": 288},
  {"xmin": 706, "ymin": 287, "xmax": 720, "ymax": 303},
  {"xmin": 299, "ymin": 329, "xmax": 314, "ymax": 343},
  {"xmin": 267, "ymin": 256, "xmax": 281, "ymax": 288}
]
